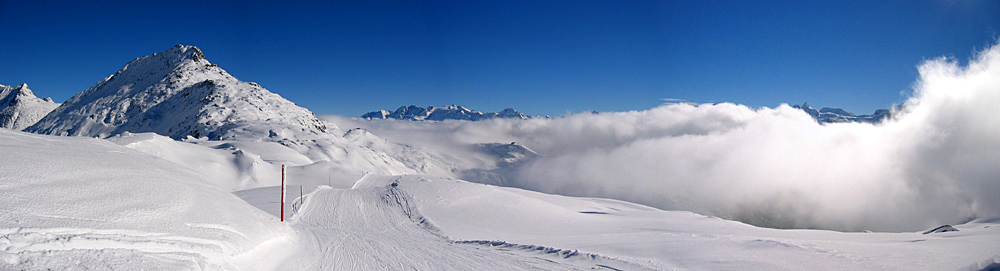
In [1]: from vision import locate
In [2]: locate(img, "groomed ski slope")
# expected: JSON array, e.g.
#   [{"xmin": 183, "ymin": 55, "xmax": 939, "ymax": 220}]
[{"xmin": 279, "ymin": 185, "xmax": 587, "ymax": 270}]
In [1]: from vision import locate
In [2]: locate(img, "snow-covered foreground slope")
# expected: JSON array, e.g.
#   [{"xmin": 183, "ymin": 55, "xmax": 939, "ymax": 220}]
[
  {"xmin": 0, "ymin": 129, "xmax": 634, "ymax": 270},
  {"xmin": 0, "ymin": 129, "xmax": 294, "ymax": 270},
  {"xmin": 4, "ymin": 128, "xmax": 1000, "ymax": 270},
  {"xmin": 350, "ymin": 175, "xmax": 1000, "ymax": 270},
  {"xmin": 280, "ymin": 185, "xmax": 594, "ymax": 270}
]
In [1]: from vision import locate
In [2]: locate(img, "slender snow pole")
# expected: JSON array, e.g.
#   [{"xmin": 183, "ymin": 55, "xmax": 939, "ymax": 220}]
[
  {"xmin": 281, "ymin": 164, "xmax": 285, "ymax": 222},
  {"xmin": 300, "ymin": 185, "xmax": 303, "ymax": 205}
]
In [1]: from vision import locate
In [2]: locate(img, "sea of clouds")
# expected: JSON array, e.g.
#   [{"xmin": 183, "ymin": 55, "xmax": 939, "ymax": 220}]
[{"xmin": 326, "ymin": 43, "xmax": 1000, "ymax": 232}]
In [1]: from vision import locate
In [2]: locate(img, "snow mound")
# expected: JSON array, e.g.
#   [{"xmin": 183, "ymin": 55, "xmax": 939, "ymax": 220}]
[
  {"xmin": 0, "ymin": 129, "xmax": 293, "ymax": 270},
  {"xmin": 108, "ymin": 132, "xmax": 279, "ymax": 191},
  {"xmin": 0, "ymin": 83, "xmax": 59, "ymax": 130},
  {"xmin": 923, "ymin": 225, "xmax": 959, "ymax": 234}
]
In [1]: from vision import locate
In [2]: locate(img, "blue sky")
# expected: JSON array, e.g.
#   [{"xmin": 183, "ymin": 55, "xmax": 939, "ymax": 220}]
[{"xmin": 1, "ymin": 0, "xmax": 997, "ymax": 117}]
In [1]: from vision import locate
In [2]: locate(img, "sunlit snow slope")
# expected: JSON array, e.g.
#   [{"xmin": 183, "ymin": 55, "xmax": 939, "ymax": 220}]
[
  {"xmin": 351, "ymin": 175, "xmax": 1000, "ymax": 270},
  {"xmin": 0, "ymin": 129, "xmax": 294, "ymax": 270},
  {"xmin": 0, "ymin": 129, "xmax": 596, "ymax": 270},
  {"xmin": 279, "ymin": 184, "xmax": 587, "ymax": 270}
]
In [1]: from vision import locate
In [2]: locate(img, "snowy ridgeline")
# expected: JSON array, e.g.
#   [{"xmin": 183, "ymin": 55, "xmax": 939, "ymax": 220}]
[
  {"xmin": 2, "ymin": 44, "xmax": 1000, "ymax": 270},
  {"xmin": 792, "ymin": 102, "xmax": 892, "ymax": 124}
]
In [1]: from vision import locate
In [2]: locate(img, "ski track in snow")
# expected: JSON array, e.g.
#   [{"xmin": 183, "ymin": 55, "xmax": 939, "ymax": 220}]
[
  {"xmin": 0, "ymin": 227, "xmax": 233, "ymax": 270},
  {"xmin": 279, "ymin": 184, "xmax": 649, "ymax": 270}
]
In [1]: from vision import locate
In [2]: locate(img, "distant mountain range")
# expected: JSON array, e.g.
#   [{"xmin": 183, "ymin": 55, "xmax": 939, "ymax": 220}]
[
  {"xmin": 791, "ymin": 102, "xmax": 892, "ymax": 124},
  {"xmin": 361, "ymin": 103, "xmax": 890, "ymax": 124},
  {"xmin": 362, "ymin": 105, "xmax": 531, "ymax": 121}
]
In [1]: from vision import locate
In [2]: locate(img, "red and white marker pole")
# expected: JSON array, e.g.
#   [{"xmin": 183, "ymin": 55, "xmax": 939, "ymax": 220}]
[{"xmin": 281, "ymin": 164, "xmax": 285, "ymax": 222}]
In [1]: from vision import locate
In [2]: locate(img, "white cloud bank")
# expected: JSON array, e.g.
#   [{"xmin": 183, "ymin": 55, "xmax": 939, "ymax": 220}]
[{"xmin": 326, "ymin": 43, "xmax": 1000, "ymax": 232}]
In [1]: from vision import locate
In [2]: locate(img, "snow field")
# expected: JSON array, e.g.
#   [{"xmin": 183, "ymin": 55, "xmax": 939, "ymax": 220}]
[
  {"xmin": 4, "ymin": 123, "xmax": 1000, "ymax": 270},
  {"xmin": 0, "ymin": 129, "xmax": 294, "ymax": 270},
  {"xmin": 353, "ymin": 174, "xmax": 1000, "ymax": 270}
]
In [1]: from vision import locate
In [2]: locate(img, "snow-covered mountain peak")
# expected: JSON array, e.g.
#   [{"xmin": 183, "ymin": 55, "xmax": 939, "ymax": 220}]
[
  {"xmin": 0, "ymin": 83, "xmax": 59, "ymax": 130},
  {"xmin": 135, "ymin": 44, "xmax": 208, "ymax": 67},
  {"xmin": 26, "ymin": 45, "xmax": 327, "ymax": 140},
  {"xmin": 2, "ymin": 83, "xmax": 33, "ymax": 98},
  {"xmin": 496, "ymin": 107, "xmax": 529, "ymax": 119},
  {"xmin": 106, "ymin": 45, "xmax": 210, "ymax": 83},
  {"xmin": 7, "ymin": 83, "xmax": 35, "ymax": 97}
]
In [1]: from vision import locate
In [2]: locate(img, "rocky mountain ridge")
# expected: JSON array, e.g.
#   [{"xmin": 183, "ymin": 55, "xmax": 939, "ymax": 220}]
[{"xmin": 792, "ymin": 102, "xmax": 892, "ymax": 124}]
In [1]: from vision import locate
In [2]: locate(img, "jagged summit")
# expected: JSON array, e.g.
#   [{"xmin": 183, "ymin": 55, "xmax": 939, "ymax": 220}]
[
  {"xmin": 140, "ymin": 44, "xmax": 207, "ymax": 65},
  {"xmin": 26, "ymin": 45, "xmax": 327, "ymax": 140},
  {"xmin": 362, "ymin": 105, "xmax": 531, "ymax": 121},
  {"xmin": 0, "ymin": 83, "xmax": 59, "ymax": 130},
  {"xmin": 792, "ymin": 103, "xmax": 891, "ymax": 124}
]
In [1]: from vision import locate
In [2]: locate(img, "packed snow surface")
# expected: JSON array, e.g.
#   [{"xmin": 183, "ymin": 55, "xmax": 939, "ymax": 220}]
[{"xmin": 353, "ymin": 175, "xmax": 1000, "ymax": 270}]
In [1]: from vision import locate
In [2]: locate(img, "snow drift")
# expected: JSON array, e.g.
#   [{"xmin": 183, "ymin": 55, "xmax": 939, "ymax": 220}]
[
  {"xmin": 0, "ymin": 129, "xmax": 293, "ymax": 270},
  {"xmin": 329, "ymin": 42, "xmax": 1000, "ymax": 232}
]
